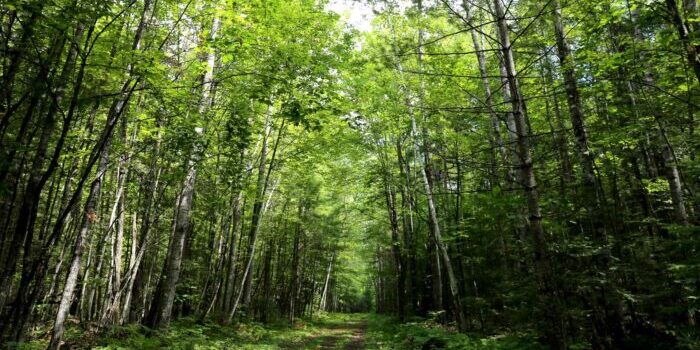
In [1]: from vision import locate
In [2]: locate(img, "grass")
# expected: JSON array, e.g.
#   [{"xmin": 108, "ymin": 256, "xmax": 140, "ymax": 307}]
[
  {"xmin": 363, "ymin": 314, "xmax": 545, "ymax": 350},
  {"xmin": 17, "ymin": 313, "xmax": 545, "ymax": 349}
]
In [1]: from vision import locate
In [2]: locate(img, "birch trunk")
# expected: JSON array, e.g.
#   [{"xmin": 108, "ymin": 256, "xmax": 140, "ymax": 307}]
[
  {"xmin": 49, "ymin": 142, "xmax": 111, "ymax": 350},
  {"xmin": 127, "ymin": 123, "xmax": 162, "ymax": 323},
  {"xmin": 45, "ymin": 0, "xmax": 152, "ymax": 337},
  {"xmin": 492, "ymin": 0, "xmax": 567, "ymax": 348},
  {"xmin": 241, "ymin": 115, "xmax": 272, "ymax": 309},
  {"xmin": 665, "ymin": 0, "xmax": 700, "ymax": 83},
  {"xmin": 461, "ymin": 1, "xmax": 511, "ymax": 185},
  {"xmin": 223, "ymin": 190, "xmax": 243, "ymax": 316},
  {"xmin": 383, "ymin": 171, "xmax": 405, "ymax": 320},
  {"xmin": 412, "ymin": 0, "xmax": 468, "ymax": 331},
  {"xmin": 319, "ymin": 253, "xmax": 334, "ymax": 311},
  {"xmin": 553, "ymin": 0, "xmax": 598, "ymax": 191},
  {"xmin": 146, "ymin": 12, "xmax": 219, "ymax": 329}
]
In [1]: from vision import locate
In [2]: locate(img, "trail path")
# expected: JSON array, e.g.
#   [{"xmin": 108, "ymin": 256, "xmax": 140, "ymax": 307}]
[{"xmin": 284, "ymin": 315, "xmax": 367, "ymax": 349}]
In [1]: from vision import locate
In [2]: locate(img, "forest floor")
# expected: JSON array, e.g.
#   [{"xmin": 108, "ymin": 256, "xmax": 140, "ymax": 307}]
[
  {"xmin": 281, "ymin": 314, "xmax": 366, "ymax": 349},
  {"xmin": 18, "ymin": 313, "xmax": 544, "ymax": 349}
]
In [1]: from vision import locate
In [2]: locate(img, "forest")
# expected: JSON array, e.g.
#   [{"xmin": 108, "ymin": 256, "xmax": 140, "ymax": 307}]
[{"xmin": 0, "ymin": 0, "xmax": 698, "ymax": 349}]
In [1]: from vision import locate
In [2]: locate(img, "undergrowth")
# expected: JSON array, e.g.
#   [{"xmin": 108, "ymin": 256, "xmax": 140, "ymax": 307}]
[
  {"xmin": 364, "ymin": 314, "xmax": 545, "ymax": 350},
  {"xmin": 17, "ymin": 313, "xmax": 545, "ymax": 349}
]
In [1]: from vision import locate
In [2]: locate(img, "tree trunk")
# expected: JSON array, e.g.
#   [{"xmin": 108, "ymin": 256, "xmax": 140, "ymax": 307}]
[
  {"xmin": 553, "ymin": 0, "xmax": 606, "ymax": 239},
  {"xmin": 319, "ymin": 253, "xmax": 334, "ymax": 311},
  {"xmin": 239, "ymin": 113, "xmax": 284, "ymax": 315},
  {"xmin": 395, "ymin": 140, "xmax": 417, "ymax": 314},
  {"xmin": 287, "ymin": 201, "xmax": 304, "ymax": 322},
  {"xmin": 241, "ymin": 114, "xmax": 272, "ymax": 310},
  {"xmin": 412, "ymin": 0, "xmax": 468, "ymax": 332},
  {"xmin": 461, "ymin": 1, "xmax": 511, "ymax": 185},
  {"xmin": 553, "ymin": 0, "xmax": 598, "ymax": 191},
  {"xmin": 100, "ymin": 115, "xmax": 135, "ymax": 326},
  {"xmin": 46, "ymin": 0, "xmax": 152, "ymax": 338},
  {"xmin": 49, "ymin": 141, "xmax": 111, "ymax": 350},
  {"xmin": 383, "ymin": 171, "xmax": 405, "ymax": 320},
  {"xmin": 665, "ymin": 0, "xmax": 700, "ymax": 83},
  {"xmin": 145, "ymin": 11, "xmax": 218, "ymax": 329},
  {"xmin": 127, "ymin": 121, "xmax": 163, "ymax": 323},
  {"xmin": 0, "ymin": 23, "xmax": 81, "ymax": 315},
  {"xmin": 222, "ymin": 191, "xmax": 243, "ymax": 317},
  {"xmin": 146, "ymin": 164, "xmax": 196, "ymax": 329},
  {"xmin": 0, "ymin": 2, "xmax": 44, "ymax": 127},
  {"xmin": 660, "ymin": 131, "xmax": 689, "ymax": 224},
  {"xmin": 492, "ymin": 0, "xmax": 567, "ymax": 348},
  {"xmin": 542, "ymin": 55, "xmax": 572, "ymax": 197}
]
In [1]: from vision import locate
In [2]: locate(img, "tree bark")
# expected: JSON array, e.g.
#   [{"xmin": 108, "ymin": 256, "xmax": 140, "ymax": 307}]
[
  {"xmin": 665, "ymin": 0, "xmax": 700, "ymax": 83},
  {"xmin": 382, "ymin": 164, "xmax": 405, "ymax": 320},
  {"xmin": 319, "ymin": 253, "xmax": 334, "ymax": 311},
  {"xmin": 553, "ymin": 0, "xmax": 598, "ymax": 190},
  {"xmin": 660, "ymin": 129, "xmax": 689, "ymax": 224},
  {"xmin": 146, "ymin": 12, "xmax": 218, "ymax": 329},
  {"xmin": 127, "ymin": 120, "xmax": 163, "ymax": 323},
  {"xmin": 222, "ymin": 191, "xmax": 243, "ymax": 317},
  {"xmin": 145, "ymin": 163, "xmax": 196, "ymax": 329},
  {"xmin": 395, "ymin": 139, "xmax": 416, "ymax": 314},
  {"xmin": 552, "ymin": 1, "xmax": 606, "ymax": 239},
  {"xmin": 492, "ymin": 0, "xmax": 567, "ymax": 348},
  {"xmin": 241, "ymin": 113, "xmax": 272, "ymax": 310},
  {"xmin": 412, "ymin": 0, "xmax": 468, "ymax": 331},
  {"xmin": 49, "ymin": 145, "xmax": 110, "ymax": 350},
  {"xmin": 0, "ymin": 21, "xmax": 93, "ymax": 342},
  {"xmin": 461, "ymin": 1, "xmax": 511, "ymax": 185},
  {"xmin": 0, "ymin": 2, "xmax": 44, "ymax": 130},
  {"xmin": 50, "ymin": 0, "xmax": 153, "ymax": 341},
  {"xmin": 0, "ymin": 23, "xmax": 79, "ymax": 313}
]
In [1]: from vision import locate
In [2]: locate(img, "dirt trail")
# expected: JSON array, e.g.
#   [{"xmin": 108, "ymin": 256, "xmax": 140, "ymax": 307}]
[
  {"xmin": 344, "ymin": 320, "xmax": 366, "ymax": 350},
  {"xmin": 284, "ymin": 317, "xmax": 367, "ymax": 349}
]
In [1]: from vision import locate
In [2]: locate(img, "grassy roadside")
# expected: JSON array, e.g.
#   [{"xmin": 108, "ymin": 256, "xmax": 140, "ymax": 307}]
[
  {"xmin": 364, "ymin": 314, "xmax": 545, "ymax": 350},
  {"xmin": 15, "ymin": 313, "xmax": 544, "ymax": 349},
  {"xmin": 16, "ymin": 313, "xmax": 366, "ymax": 349}
]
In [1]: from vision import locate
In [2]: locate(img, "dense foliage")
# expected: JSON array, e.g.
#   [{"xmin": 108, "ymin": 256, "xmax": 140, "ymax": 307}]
[{"xmin": 0, "ymin": 0, "xmax": 698, "ymax": 349}]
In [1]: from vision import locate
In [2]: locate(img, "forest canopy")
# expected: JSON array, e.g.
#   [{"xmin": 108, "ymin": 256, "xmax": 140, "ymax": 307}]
[{"xmin": 0, "ymin": 0, "xmax": 699, "ymax": 349}]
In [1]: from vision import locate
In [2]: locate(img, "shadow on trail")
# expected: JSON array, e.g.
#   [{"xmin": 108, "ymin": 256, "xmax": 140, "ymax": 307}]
[{"xmin": 284, "ymin": 316, "xmax": 366, "ymax": 349}]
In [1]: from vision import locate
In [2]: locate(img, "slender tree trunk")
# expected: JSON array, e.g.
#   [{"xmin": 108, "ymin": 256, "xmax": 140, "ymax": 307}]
[
  {"xmin": 146, "ymin": 11, "xmax": 218, "ymax": 329},
  {"xmin": 542, "ymin": 56, "xmax": 572, "ymax": 197},
  {"xmin": 287, "ymin": 201, "xmax": 304, "ymax": 322},
  {"xmin": 0, "ymin": 23, "xmax": 81, "ymax": 314},
  {"xmin": 660, "ymin": 131, "xmax": 689, "ymax": 224},
  {"xmin": 665, "ymin": 0, "xmax": 700, "ymax": 83},
  {"xmin": 241, "ymin": 114, "xmax": 272, "ymax": 310},
  {"xmin": 492, "ymin": 0, "xmax": 567, "ymax": 348},
  {"xmin": 319, "ymin": 253, "xmax": 334, "ymax": 311},
  {"xmin": 25, "ymin": 19, "xmax": 141, "ymax": 343},
  {"xmin": 395, "ymin": 140, "xmax": 416, "ymax": 314},
  {"xmin": 222, "ymin": 191, "xmax": 243, "ymax": 317},
  {"xmin": 412, "ymin": 0, "xmax": 468, "ymax": 332},
  {"xmin": 1, "ymin": 22, "xmax": 100, "ymax": 343},
  {"xmin": 49, "ymin": 142, "xmax": 111, "ymax": 350},
  {"xmin": 119, "ymin": 213, "xmax": 138, "ymax": 324},
  {"xmin": 552, "ymin": 0, "xmax": 606, "ymax": 239},
  {"xmin": 462, "ymin": 1, "xmax": 511, "ymax": 185},
  {"xmin": 553, "ymin": 0, "xmax": 598, "ymax": 191},
  {"xmin": 0, "ymin": 2, "xmax": 44, "ymax": 127},
  {"xmin": 47, "ymin": 0, "xmax": 154, "ymax": 339},
  {"xmin": 128, "ymin": 121, "xmax": 162, "ymax": 323},
  {"xmin": 146, "ymin": 164, "xmax": 196, "ymax": 329},
  {"xmin": 383, "ymin": 169, "xmax": 405, "ymax": 320},
  {"xmin": 100, "ymin": 117, "xmax": 133, "ymax": 325},
  {"xmin": 239, "ymin": 113, "xmax": 284, "ymax": 315}
]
